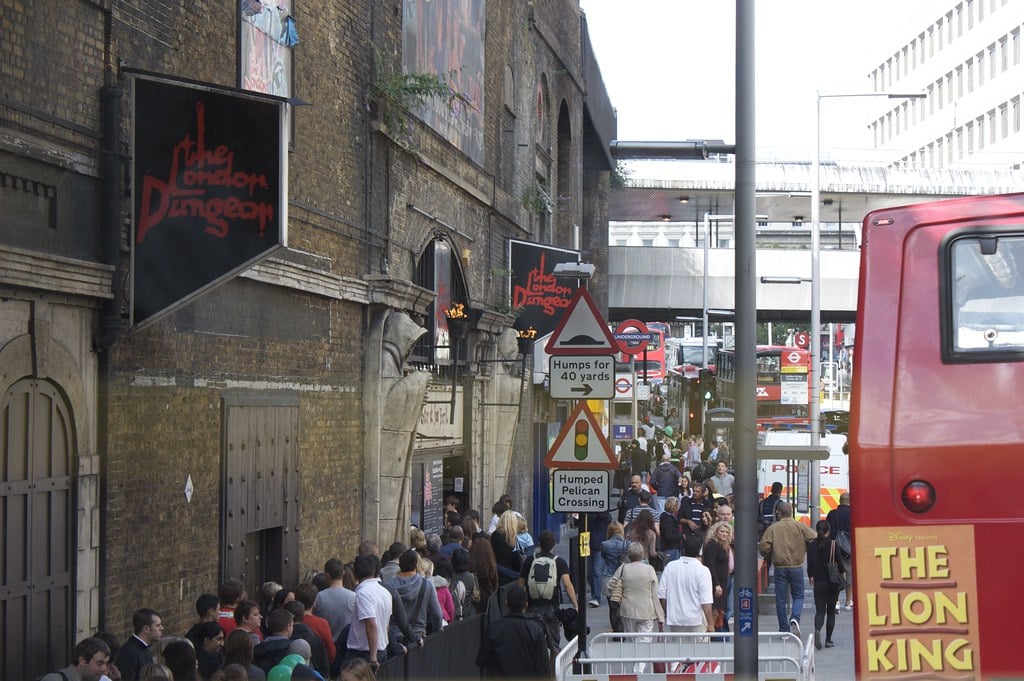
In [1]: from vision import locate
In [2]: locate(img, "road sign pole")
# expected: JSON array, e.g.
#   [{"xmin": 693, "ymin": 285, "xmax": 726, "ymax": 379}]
[{"xmin": 630, "ymin": 356, "xmax": 638, "ymax": 448}]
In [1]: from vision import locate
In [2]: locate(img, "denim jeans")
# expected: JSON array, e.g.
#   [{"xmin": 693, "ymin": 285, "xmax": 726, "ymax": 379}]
[
  {"xmin": 774, "ymin": 566, "xmax": 806, "ymax": 631},
  {"xmin": 589, "ymin": 552, "xmax": 604, "ymax": 601}
]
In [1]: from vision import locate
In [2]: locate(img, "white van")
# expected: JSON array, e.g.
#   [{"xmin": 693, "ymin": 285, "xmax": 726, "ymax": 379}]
[{"xmin": 757, "ymin": 430, "xmax": 848, "ymax": 523}]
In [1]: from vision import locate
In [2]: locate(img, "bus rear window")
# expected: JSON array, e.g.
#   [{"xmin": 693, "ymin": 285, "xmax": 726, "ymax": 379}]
[{"xmin": 946, "ymin": 232, "xmax": 1024, "ymax": 360}]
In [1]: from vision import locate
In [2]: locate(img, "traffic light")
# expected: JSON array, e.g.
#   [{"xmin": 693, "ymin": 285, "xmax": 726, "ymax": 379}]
[
  {"xmin": 573, "ymin": 419, "xmax": 589, "ymax": 460},
  {"xmin": 688, "ymin": 378, "xmax": 703, "ymax": 436},
  {"xmin": 699, "ymin": 369, "xmax": 717, "ymax": 405}
]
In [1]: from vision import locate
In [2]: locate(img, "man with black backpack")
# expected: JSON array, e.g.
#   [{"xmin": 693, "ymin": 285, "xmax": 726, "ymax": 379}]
[{"xmin": 518, "ymin": 530, "xmax": 577, "ymax": 659}]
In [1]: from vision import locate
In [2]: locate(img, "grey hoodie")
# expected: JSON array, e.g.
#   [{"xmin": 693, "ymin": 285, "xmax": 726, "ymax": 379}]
[{"xmin": 385, "ymin": 573, "xmax": 444, "ymax": 637}]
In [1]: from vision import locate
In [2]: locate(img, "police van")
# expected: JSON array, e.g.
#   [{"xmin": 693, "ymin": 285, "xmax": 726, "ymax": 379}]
[{"xmin": 757, "ymin": 430, "xmax": 848, "ymax": 523}]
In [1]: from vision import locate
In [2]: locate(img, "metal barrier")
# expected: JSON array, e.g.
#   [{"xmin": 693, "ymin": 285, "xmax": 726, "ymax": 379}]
[{"xmin": 556, "ymin": 631, "xmax": 814, "ymax": 681}]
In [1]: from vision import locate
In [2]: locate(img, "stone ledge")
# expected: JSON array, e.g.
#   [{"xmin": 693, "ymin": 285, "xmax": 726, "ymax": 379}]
[{"xmin": 0, "ymin": 245, "xmax": 113, "ymax": 299}]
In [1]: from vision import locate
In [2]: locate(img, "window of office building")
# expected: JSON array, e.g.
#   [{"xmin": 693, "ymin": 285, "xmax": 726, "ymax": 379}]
[
  {"xmin": 967, "ymin": 58, "xmax": 975, "ymax": 92},
  {"xmin": 978, "ymin": 117, "xmax": 986, "ymax": 149},
  {"xmin": 968, "ymin": 0, "xmax": 975, "ymax": 29},
  {"xmin": 1000, "ymin": 38, "xmax": 1008, "ymax": 72},
  {"xmin": 956, "ymin": 67, "xmax": 964, "ymax": 97},
  {"xmin": 967, "ymin": 121, "xmax": 975, "ymax": 154},
  {"xmin": 1013, "ymin": 29, "xmax": 1021, "ymax": 66},
  {"xmin": 990, "ymin": 45, "xmax": 998, "ymax": 79},
  {"xmin": 1012, "ymin": 97, "xmax": 1021, "ymax": 134},
  {"xmin": 989, "ymin": 110, "xmax": 997, "ymax": 143},
  {"xmin": 1000, "ymin": 104, "xmax": 1009, "ymax": 139},
  {"xmin": 979, "ymin": 51, "xmax": 986, "ymax": 85},
  {"xmin": 957, "ymin": 129, "xmax": 964, "ymax": 160}
]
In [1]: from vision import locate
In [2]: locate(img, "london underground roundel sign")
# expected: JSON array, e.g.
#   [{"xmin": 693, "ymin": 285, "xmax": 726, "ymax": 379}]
[{"xmin": 614, "ymin": 319, "xmax": 651, "ymax": 356}]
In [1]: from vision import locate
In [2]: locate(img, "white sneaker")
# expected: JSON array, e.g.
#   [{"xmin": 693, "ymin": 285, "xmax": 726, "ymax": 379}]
[
  {"xmin": 844, "ymin": 603, "xmax": 854, "ymax": 611},
  {"xmin": 834, "ymin": 604, "xmax": 841, "ymax": 613},
  {"xmin": 789, "ymin": 618, "xmax": 801, "ymax": 638},
  {"xmin": 588, "ymin": 598, "xmax": 600, "ymax": 608}
]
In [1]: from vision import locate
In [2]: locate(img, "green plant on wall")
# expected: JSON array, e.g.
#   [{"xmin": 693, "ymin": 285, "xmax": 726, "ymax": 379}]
[
  {"xmin": 610, "ymin": 160, "xmax": 634, "ymax": 189},
  {"xmin": 368, "ymin": 47, "xmax": 473, "ymax": 152},
  {"xmin": 521, "ymin": 181, "xmax": 553, "ymax": 214}
]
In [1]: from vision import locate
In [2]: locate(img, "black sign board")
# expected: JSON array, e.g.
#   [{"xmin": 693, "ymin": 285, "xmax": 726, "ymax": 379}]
[
  {"xmin": 421, "ymin": 458, "xmax": 445, "ymax": 535},
  {"xmin": 131, "ymin": 74, "xmax": 287, "ymax": 327},
  {"xmin": 508, "ymin": 240, "xmax": 580, "ymax": 341}
]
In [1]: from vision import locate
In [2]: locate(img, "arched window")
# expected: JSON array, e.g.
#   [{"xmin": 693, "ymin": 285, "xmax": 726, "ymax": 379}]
[{"xmin": 412, "ymin": 238, "xmax": 471, "ymax": 373}]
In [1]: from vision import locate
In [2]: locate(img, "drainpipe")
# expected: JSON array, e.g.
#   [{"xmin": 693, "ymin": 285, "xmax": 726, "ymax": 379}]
[{"xmin": 97, "ymin": 71, "xmax": 124, "ymax": 350}]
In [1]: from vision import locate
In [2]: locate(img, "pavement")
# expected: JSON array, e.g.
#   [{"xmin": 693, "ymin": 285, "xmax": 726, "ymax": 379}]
[{"xmin": 552, "ymin": 525, "xmax": 855, "ymax": 680}]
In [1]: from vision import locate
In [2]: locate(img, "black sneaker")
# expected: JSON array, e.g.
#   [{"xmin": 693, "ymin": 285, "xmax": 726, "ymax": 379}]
[{"xmin": 814, "ymin": 631, "xmax": 823, "ymax": 650}]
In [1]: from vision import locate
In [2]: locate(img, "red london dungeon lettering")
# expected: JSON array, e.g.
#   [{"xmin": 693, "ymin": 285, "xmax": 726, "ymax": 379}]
[{"xmin": 137, "ymin": 101, "xmax": 274, "ymax": 243}]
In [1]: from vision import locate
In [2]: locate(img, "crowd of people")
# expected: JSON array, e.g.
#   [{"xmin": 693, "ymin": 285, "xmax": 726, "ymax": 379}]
[
  {"xmin": 43, "ymin": 494, "xmax": 570, "ymax": 681},
  {"xmin": 592, "ymin": 426, "xmax": 853, "ymax": 657},
  {"xmin": 44, "ymin": 441, "xmax": 855, "ymax": 681}
]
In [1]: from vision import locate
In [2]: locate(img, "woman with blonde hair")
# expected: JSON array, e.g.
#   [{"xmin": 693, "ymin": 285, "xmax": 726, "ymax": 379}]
[
  {"xmin": 514, "ymin": 514, "xmax": 535, "ymax": 556},
  {"xmin": 489, "ymin": 509, "xmax": 523, "ymax": 584},
  {"xmin": 703, "ymin": 520, "xmax": 734, "ymax": 632}
]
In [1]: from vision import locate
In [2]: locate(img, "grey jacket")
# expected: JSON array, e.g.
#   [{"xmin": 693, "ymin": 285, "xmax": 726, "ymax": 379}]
[{"xmin": 385, "ymin": 573, "xmax": 444, "ymax": 636}]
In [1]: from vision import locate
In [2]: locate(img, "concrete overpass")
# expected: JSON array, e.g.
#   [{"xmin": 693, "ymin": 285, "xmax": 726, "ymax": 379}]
[
  {"xmin": 603, "ymin": 161, "xmax": 1024, "ymax": 323},
  {"xmin": 607, "ymin": 245, "xmax": 859, "ymax": 322}
]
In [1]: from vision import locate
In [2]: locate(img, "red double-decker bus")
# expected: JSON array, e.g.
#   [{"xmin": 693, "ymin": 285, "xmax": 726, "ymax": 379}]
[
  {"xmin": 850, "ymin": 193, "xmax": 1024, "ymax": 680},
  {"xmin": 715, "ymin": 345, "xmax": 812, "ymax": 425}
]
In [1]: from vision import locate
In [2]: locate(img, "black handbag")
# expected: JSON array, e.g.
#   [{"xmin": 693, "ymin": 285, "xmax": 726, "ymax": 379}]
[
  {"xmin": 827, "ymin": 541, "xmax": 847, "ymax": 590},
  {"xmin": 557, "ymin": 606, "xmax": 580, "ymax": 640}
]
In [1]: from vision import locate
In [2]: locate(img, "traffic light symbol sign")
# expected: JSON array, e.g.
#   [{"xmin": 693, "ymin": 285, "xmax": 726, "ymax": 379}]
[{"xmin": 574, "ymin": 420, "xmax": 589, "ymax": 460}]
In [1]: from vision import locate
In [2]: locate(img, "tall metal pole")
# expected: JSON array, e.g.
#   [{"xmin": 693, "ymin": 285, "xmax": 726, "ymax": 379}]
[
  {"xmin": 809, "ymin": 91, "xmax": 823, "ymax": 522},
  {"xmin": 734, "ymin": 0, "xmax": 758, "ymax": 676},
  {"xmin": 702, "ymin": 213, "xmax": 710, "ymax": 370}
]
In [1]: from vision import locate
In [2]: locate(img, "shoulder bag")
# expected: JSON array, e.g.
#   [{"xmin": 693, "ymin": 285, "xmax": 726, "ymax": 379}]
[
  {"xmin": 827, "ymin": 541, "xmax": 847, "ymax": 590},
  {"xmin": 606, "ymin": 564, "xmax": 625, "ymax": 605}
]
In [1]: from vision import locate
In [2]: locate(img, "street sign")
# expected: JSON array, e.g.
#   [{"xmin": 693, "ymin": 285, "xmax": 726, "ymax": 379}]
[
  {"xmin": 612, "ymin": 424, "xmax": 633, "ymax": 440},
  {"xmin": 551, "ymin": 469, "xmax": 611, "ymax": 512},
  {"xmin": 612, "ymin": 373, "xmax": 651, "ymax": 401},
  {"xmin": 614, "ymin": 319, "xmax": 651, "ymax": 356},
  {"xmin": 549, "ymin": 355, "xmax": 615, "ymax": 399},
  {"xmin": 543, "ymin": 401, "xmax": 617, "ymax": 470},
  {"xmin": 545, "ymin": 288, "xmax": 618, "ymax": 356},
  {"xmin": 613, "ymin": 373, "xmax": 633, "ymax": 400}
]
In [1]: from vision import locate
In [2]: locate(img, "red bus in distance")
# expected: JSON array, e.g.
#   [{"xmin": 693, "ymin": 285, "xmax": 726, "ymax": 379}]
[{"xmin": 715, "ymin": 345, "xmax": 811, "ymax": 425}]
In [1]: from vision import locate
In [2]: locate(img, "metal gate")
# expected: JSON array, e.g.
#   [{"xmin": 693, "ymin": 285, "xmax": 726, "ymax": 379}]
[{"xmin": 1, "ymin": 378, "xmax": 74, "ymax": 680}]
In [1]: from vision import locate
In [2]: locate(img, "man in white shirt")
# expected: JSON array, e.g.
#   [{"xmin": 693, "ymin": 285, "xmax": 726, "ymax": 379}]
[
  {"xmin": 346, "ymin": 554, "xmax": 394, "ymax": 674},
  {"xmin": 658, "ymin": 535, "xmax": 714, "ymax": 634}
]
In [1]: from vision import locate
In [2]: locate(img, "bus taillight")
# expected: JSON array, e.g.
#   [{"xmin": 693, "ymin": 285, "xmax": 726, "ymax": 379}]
[{"xmin": 901, "ymin": 480, "xmax": 936, "ymax": 513}]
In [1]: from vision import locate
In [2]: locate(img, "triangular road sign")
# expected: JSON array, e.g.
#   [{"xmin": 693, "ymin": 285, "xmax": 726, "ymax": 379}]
[
  {"xmin": 545, "ymin": 287, "xmax": 618, "ymax": 356},
  {"xmin": 543, "ymin": 401, "xmax": 617, "ymax": 470}
]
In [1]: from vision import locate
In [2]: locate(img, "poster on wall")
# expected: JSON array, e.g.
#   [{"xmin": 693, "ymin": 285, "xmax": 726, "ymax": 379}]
[
  {"xmin": 402, "ymin": 0, "xmax": 485, "ymax": 164},
  {"xmin": 855, "ymin": 524, "xmax": 981, "ymax": 679},
  {"xmin": 421, "ymin": 459, "xmax": 445, "ymax": 535},
  {"xmin": 131, "ymin": 74, "xmax": 287, "ymax": 327},
  {"xmin": 509, "ymin": 240, "xmax": 581, "ymax": 342}
]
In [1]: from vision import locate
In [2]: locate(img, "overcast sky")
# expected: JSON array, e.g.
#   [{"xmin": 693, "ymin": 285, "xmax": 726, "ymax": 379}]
[{"xmin": 579, "ymin": 0, "xmax": 936, "ymax": 166}]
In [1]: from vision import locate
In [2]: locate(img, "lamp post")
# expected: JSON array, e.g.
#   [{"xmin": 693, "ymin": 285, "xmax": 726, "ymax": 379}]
[{"xmin": 810, "ymin": 90, "xmax": 925, "ymax": 520}]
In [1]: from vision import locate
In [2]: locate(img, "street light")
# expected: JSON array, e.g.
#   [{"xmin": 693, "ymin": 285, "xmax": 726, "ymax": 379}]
[{"xmin": 810, "ymin": 90, "xmax": 925, "ymax": 521}]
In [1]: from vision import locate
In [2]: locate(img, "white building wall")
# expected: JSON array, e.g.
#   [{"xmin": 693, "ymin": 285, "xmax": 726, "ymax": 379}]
[{"xmin": 869, "ymin": 0, "xmax": 1024, "ymax": 169}]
